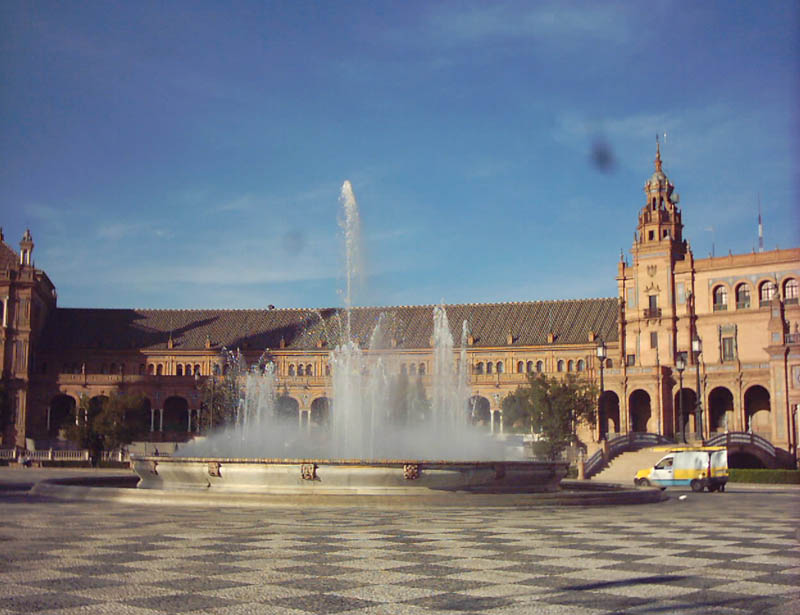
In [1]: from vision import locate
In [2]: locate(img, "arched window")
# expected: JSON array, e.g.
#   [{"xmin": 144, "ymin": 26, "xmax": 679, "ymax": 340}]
[
  {"xmin": 526, "ymin": 360, "xmax": 533, "ymax": 373},
  {"xmin": 713, "ymin": 285, "xmax": 728, "ymax": 311},
  {"xmin": 760, "ymin": 281, "xmax": 777, "ymax": 305},
  {"xmin": 475, "ymin": 362, "xmax": 484, "ymax": 375},
  {"xmin": 496, "ymin": 361, "xmax": 504, "ymax": 374},
  {"xmin": 306, "ymin": 364, "xmax": 314, "ymax": 376},
  {"xmin": 536, "ymin": 360, "xmax": 544, "ymax": 373},
  {"xmin": 185, "ymin": 364, "xmax": 192, "ymax": 376},
  {"xmin": 567, "ymin": 360, "xmax": 574, "ymax": 372},
  {"xmin": 577, "ymin": 359, "xmax": 585, "ymax": 371},
  {"xmin": 194, "ymin": 363, "xmax": 201, "ymax": 376},
  {"xmin": 736, "ymin": 283, "xmax": 751, "ymax": 309},
  {"xmin": 409, "ymin": 363, "xmax": 417, "ymax": 375},
  {"xmin": 148, "ymin": 364, "xmax": 155, "ymax": 375},
  {"xmin": 156, "ymin": 364, "xmax": 163, "ymax": 376},
  {"xmin": 288, "ymin": 364, "xmax": 296, "ymax": 376},
  {"xmin": 606, "ymin": 359, "xmax": 613, "ymax": 368},
  {"xmin": 176, "ymin": 365, "xmax": 183, "ymax": 376},
  {"xmin": 486, "ymin": 362, "xmax": 493, "ymax": 374},
  {"xmin": 784, "ymin": 278, "xmax": 799, "ymax": 304},
  {"xmin": 298, "ymin": 364, "xmax": 304, "ymax": 376},
  {"xmin": 418, "ymin": 363, "xmax": 425, "ymax": 375},
  {"xmin": 401, "ymin": 364, "xmax": 407, "ymax": 375},
  {"xmin": 517, "ymin": 361, "xmax": 524, "ymax": 374},
  {"xmin": 557, "ymin": 360, "xmax": 564, "ymax": 372}
]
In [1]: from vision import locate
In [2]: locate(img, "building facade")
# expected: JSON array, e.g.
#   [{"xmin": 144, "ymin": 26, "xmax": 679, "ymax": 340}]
[{"xmin": 2, "ymin": 150, "xmax": 798, "ymax": 464}]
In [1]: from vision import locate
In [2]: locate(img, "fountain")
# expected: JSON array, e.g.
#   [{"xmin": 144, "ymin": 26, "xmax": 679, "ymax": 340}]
[{"xmin": 131, "ymin": 181, "xmax": 568, "ymax": 495}]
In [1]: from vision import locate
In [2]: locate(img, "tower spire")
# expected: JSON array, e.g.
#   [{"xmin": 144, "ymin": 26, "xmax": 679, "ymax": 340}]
[{"xmin": 654, "ymin": 134, "xmax": 662, "ymax": 172}]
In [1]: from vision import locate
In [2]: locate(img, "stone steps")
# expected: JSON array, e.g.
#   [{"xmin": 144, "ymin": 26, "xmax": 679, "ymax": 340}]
[{"xmin": 592, "ymin": 447, "xmax": 670, "ymax": 485}]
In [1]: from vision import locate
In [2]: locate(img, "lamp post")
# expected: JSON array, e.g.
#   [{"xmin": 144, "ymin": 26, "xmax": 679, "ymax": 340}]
[
  {"xmin": 596, "ymin": 342, "xmax": 607, "ymax": 438},
  {"xmin": 692, "ymin": 336, "xmax": 703, "ymax": 441},
  {"xmin": 675, "ymin": 355, "xmax": 686, "ymax": 443}
]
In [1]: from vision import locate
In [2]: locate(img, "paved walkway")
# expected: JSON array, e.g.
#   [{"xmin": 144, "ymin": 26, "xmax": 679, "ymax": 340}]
[{"xmin": 0, "ymin": 473, "xmax": 797, "ymax": 614}]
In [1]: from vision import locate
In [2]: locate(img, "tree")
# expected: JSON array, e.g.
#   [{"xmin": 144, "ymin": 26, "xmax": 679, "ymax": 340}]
[
  {"xmin": 197, "ymin": 375, "xmax": 239, "ymax": 430},
  {"xmin": 66, "ymin": 393, "xmax": 144, "ymax": 465},
  {"xmin": 502, "ymin": 373, "xmax": 598, "ymax": 460}
]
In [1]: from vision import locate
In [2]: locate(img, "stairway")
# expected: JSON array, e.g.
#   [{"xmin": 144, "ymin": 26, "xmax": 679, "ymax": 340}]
[{"xmin": 591, "ymin": 447, "xmax": 670, "ymax": 485}]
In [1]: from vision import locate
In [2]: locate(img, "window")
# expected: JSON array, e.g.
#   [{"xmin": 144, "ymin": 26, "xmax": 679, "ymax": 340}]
[
  {"xmin": 526, "ymin": 360, "xmax": 534, "ymax": 373},
  {"xmin": 156, "ymin": 364, "xmax": 163, "ymax": 376},
  {"xmin": 713, "ymin": 285, "xmax": 728, "ymax": 311},
  {"xmin": 577, "ymin": 359, "xmax": 585, "ymax": 372},
  {"xmin": 185, "ymin": 364, "xmax": 192, "ymax": 376},
  {"xmin": 785, "ymin": 279, "xmax": 799, "ymax": 304},
  {"xmin": 496, "ymin": 361, "xmax": 504, "ymax": 374},
  {"xmin": 649, "ymin": 295, "xmax": 658, "ymax": 310},
  {"xmin": 722, "ymin": 337, "xmax": 736, "ymax": 361},
  {"xmin": 418, "ymin": 363, "xmax": 425, "ymax": 375},
  {"xmin": 736, "ymin": 284, "xmax": 751, "ymax": 309},
  {"xmin": 409, "ymin": 363, "xmax": 416, "ymax": 375},
  {"xmin": 648, "ymin": 230, "xmax": 655, "ymax": 240},
  {"xmin": 176, "ymin": 365, "xmax": 183, "ymax": 376},
  {"xmin": 475, "ymin": 362, "xmax": 483, "ymax": 375},
  {"xmin": 288, "ymin": 364, "xmax": 295, "ymax": 376},
  {"xmin": 606, "ymin": 358, "xmax": 613, "ymax": 368},
  {"xmin": 536, "ymin": 360, "xmax": 544, "ymax": 373},
  {"xmin": 298, "ymin": 364, "xmax": 304, "ymax": 376},
  {"xmin": 650, "ymin": 332, "xmax": 658, "ymax": 349},
  {"xmin": 307, "ymin": 364, "xmax": 314, "ymax": 376},
  {"xmin": 760, "ymin": 281, "xmax": 777, "ymax": 306},
  {"xmin": 194, "ymin": 364, "xmax": 201, "ymax": 376},
  {"xmin": 557, "ymin": 360, "xmax": 564, "ymax": 372},
  {"xmin": 626, "ymin": 354, "xmax": 636, "ymax": 367},
  {"xmin": 517, "ymin": 361, "xmax": 524, "ymax": 374},
  {"xmin": 567, "ymin": 360, "xmax": 574, "ymax": 372},
  {"xmin": 487, "ymin": 362, "xmax": 493, "ymax": 374},
  {"xmin": 148, "ymin": 364, "xmax": 155, "ymax": 375}
]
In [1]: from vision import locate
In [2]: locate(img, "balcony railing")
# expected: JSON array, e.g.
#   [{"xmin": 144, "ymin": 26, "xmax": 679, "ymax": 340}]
[
  {"xmin": 713, "ymin": 303, "xmax": 727, "ymax": 312},
  {"xmin": 736, "ymin": 301, "xmax": 750, "ymax": 309},
  {"xmin": 643, "ymin": 307, "xmax": 661, "ymax": 319}
]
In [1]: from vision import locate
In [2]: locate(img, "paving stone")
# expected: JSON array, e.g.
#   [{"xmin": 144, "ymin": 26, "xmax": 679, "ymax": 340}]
[{"xmin": 0, "ymin": 488, "xmax": 797, "ymax": 614}]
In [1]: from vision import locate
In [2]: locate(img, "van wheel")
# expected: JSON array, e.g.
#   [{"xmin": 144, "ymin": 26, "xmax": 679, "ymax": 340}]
[
  {"xmin": 690, "ymin": 479, "xmax": 703, "ymax": 492},
  {"xmin": 639, "ymin": 478, "xmax": 650, "ymax": 487}
]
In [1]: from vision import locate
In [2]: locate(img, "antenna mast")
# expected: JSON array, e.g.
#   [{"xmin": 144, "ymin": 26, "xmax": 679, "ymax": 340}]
[{"xmin": 757, "ymin": 195, "xmax": 764, "ymax": 253}]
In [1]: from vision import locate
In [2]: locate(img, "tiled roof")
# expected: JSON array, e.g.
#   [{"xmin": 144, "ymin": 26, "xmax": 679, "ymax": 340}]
[
  {"xmin": 0, "ymin": 240, "xmax": 17, "ymax": 270},
  {"xmin": 38, "ymin": 298, "xmax": 619, "ymax": 353}
]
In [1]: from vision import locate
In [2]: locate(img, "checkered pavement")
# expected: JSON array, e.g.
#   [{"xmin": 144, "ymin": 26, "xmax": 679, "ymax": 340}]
[{"xmin": 0, "ymin": 490, "xmax": 797, "ymax": 614}]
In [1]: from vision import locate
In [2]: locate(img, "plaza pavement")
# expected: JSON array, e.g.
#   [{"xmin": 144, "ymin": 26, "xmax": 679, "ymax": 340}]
[{"xmin": 0, "ymin": 468, "xmax": 798, "ymax": 614}]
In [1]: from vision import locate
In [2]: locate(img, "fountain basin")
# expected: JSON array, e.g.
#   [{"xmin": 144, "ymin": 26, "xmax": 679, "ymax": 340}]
[{"xmin": 132, "ymin": 456, "xmax": 567, "ymax": 494}]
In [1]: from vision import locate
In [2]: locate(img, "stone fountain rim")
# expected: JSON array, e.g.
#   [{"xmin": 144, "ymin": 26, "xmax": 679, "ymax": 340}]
[{"xmin": 132, "ymin": 456, "xmax": 566, "ymax": 467}]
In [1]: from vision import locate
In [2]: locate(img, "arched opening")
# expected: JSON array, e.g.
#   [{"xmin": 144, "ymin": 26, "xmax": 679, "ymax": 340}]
[
  {"xmin": 474, "ymin": 362, "xmax": 484, "ymax": 375},
  {"xmin": 674, "ymin": 388, "xmax": 697, "ymax": 440},
  {"xmin": 496, "ymin": 361, "xmax": 504, "ymax": 374},
  {"xmin": 557, "ymin": 360, "xmax": 564, "ymax": 372},
  {"xmin": 89, "ymin": 395, "xmax": 109, "ymax": 418},
  {"xmin": 629, "ymin": 390, "xmax": 652, "ymax": 433},
  {"xmin": 163, "ymin": 396, "xmax": 188, "ymax": 432},
  {"xmin": 567, "ymin": 360, "xmax": 574, "ymax": 372},
  {"xmin": 517, "ymin": 361, "xmax": 524, "ymax": 374},
  {"xmin": 468, "ymin": 396, "xmax": 490, "ymax": 426},
  {"xmin": 712, "ymin": 285, "xmax": 728, "ymax": 311},
  {"xmin": 418, "ymin": 363, "xmax": 425, "ymax": 375},
  {"xmin": 156, "ymin": 364, "xmax": 163, "ymax": 376},
  {"xmin": 306, "ymin": 364, "xmax": 314, "ymax": 376},
  {"xmin": 759, "ymin": 280, "xmax": 776, "ymax": 305},
  {"xmin": 784, "ymin": 278, "xmax": 799, "ymax": 304},
  {"xmin": 126, "ymin": 396, "xmax": 151, "ymax": 438},
  {"xmin": 194, "ymin": 364, "xmax": 201, "ymax": 376},
  {"xmin": 708, "ymin": 387, "xmax": 734, "ymax": 433},
  {"xmin": 297, "ymin": 364, "xmax": 305, "ymax": 376},
  {"xmin": 310, "ymin": 397, "xmax": 330, "ymax": 427},
  {"xmin": 176, "ymin": 365, "xmax": 183, "ymax": 376},
  {"xmin": 598, "ymin": 391, "xmax": 620, "ymax": 438},
  {"xmin": 536, "ymin": 360, "xmax": 544, "ymax": 373},
  {"xmin": 148, "ymin": 364, "xmax": 155, "ymax": 375},
  {"xmin": 486, "ymin": 362, "xmax": 493, "ymax": 374},
  {"xmin": 526, "ymin": 360, "xmax": 533, "ymax": 373},
  {"xmin": 744, "ymin": 385, "xmax": 771, "ymax": 438},
  {"xmin": 577, "ymin": 359, "xmax": 585, "ymax": 372},
  {"xmin": 409, "ymin": 363, "xmax": 417, "ymax": 376},
  {"xmin": 735, "ymin": 283, "xmax": 751, "ymax": 309},
  {"xmin": 48, "ymin": 394, "xmax": 76, "ymax": 438},
  {"xmin": 275, "ymin": 396, "xmax": 299, "ymax": 423},
  {"xmin": 728, "ymin": 451, "xmax": 766, "ymax": 469}
]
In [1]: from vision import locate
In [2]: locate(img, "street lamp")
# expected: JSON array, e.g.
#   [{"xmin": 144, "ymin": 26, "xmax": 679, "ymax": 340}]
[
  {"xmin": 692, "ymin": 336, "xmax": 703, "ymax": 441},
  {"xmin": 675, "ymin": 354, "xmax": 686, "ymax": 443},
  {"xmin": 596, "ymin": 342, "xmax": 607, "ymax": 438}
]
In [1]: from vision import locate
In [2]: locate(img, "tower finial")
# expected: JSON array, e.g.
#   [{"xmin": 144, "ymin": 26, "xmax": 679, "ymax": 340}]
[{"xmin": 655, "ymin": 134, "xmax": 662, "ymax": 172}]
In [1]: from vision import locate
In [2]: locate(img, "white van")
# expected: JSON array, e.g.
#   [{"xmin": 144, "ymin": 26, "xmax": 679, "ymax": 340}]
[{"xmin": 634, "ymin": 447, "xmax": 728, "ymax": 492}]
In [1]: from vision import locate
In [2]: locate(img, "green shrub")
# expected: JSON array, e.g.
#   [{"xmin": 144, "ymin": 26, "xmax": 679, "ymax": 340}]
[{"xmin": 728, "ymin": 469, "xmax": 800, "ymax": 484}]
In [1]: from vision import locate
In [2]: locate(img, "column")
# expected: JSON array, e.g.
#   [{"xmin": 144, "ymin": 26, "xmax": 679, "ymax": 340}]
[
  {"xmin": 150, "ymin": 408, "xmax": 155, "ymax": 432},
  {"xmin": 187, "ymin": 409, "xmax": 193, "ymax": 432},
  {"xmin": 158, "ymin": 409, "xmax": 164, "ymax": 432}
]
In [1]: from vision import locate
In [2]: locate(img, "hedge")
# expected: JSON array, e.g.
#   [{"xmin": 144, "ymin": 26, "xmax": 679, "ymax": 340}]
[{"xmin": 728, "ymin": 469, "xmax": 800, "ymax": 484}]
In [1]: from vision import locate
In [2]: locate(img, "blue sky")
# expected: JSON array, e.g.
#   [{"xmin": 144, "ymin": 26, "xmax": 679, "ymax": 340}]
[{"xmin": 1, "ymin": 1, "xmax": 798, "ymax": 310}]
